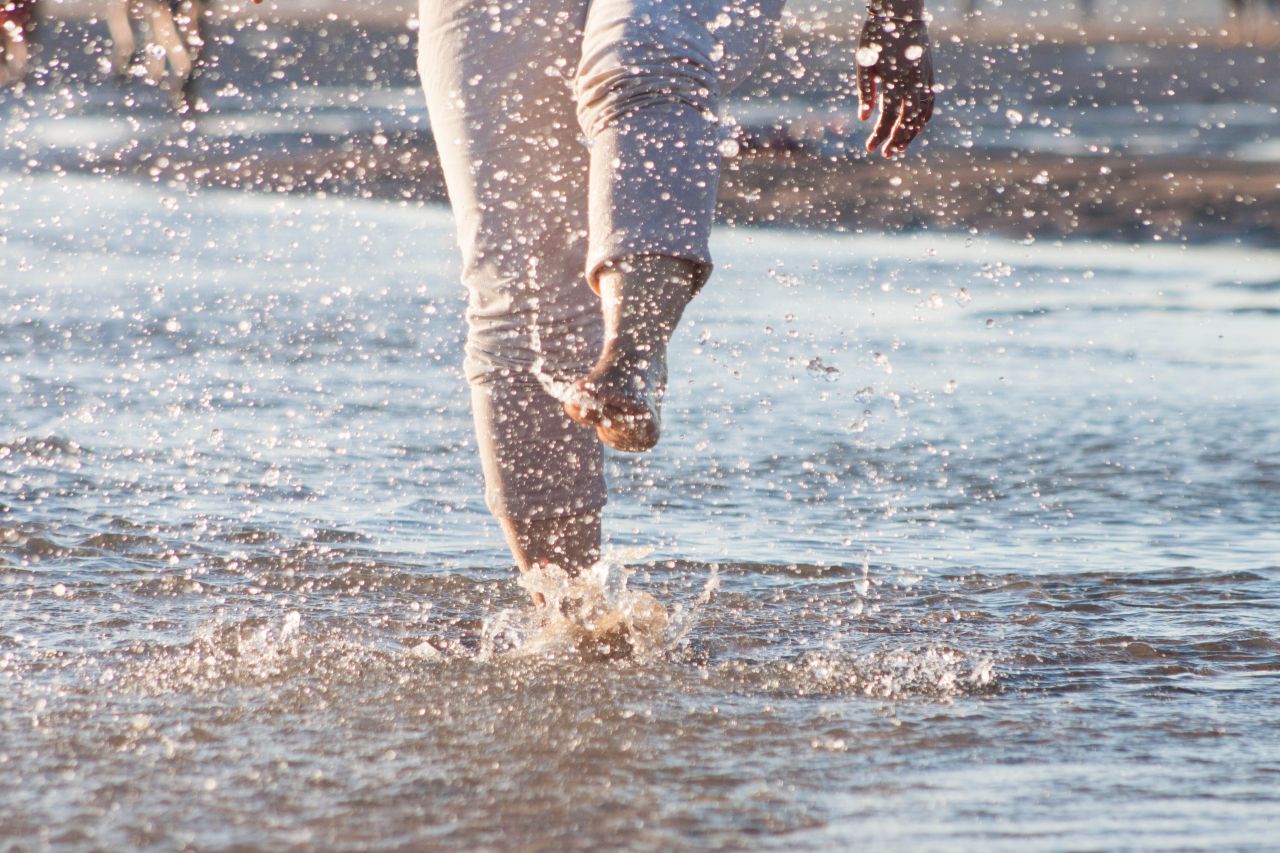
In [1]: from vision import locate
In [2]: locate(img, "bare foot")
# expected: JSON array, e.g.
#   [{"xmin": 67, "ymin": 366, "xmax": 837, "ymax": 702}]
[
  {"xmin": 562, "ymin": 342, "xmax": 666, "ymax": 453},
  {"xmin": 562, "ymin": 255, "xmax": 699, "ymax": 453}
]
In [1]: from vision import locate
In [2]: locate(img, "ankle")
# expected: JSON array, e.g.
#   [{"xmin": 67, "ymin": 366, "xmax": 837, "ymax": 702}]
[
  {"xmin": 602, "ymin": 327, "xmax": 668, "ymax": 363},
  {"xmin": 598, "ymin": 257, "xmax": 700, "ymax": 315}
]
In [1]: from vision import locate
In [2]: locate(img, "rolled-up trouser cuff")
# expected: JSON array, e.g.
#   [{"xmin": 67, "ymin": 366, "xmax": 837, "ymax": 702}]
[
  {"xmin": 585, "ymin": 101, "xmax": 719, "ymax": 291},
  {"xmin": 470, "ymin": 370, "xmax": 607, "ymax": 521}
]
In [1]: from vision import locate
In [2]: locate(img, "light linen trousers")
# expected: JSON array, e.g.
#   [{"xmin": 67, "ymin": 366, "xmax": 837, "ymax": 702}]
[{"xmin": 419, "ymin": 0, "xmax": 784, "ymax": 520}]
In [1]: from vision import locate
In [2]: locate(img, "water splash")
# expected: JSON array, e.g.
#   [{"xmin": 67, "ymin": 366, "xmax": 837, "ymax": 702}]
[
  {"xmin": 790, "ymin": 647, "xmax": 998, "ymax": 700},
  {"xmin": 467, "ymin": 554, "xmax": 721, "ymax": 663},
  {"xmin": 513, "ymin": 560, "xmax": 671, "ymax": 661}
]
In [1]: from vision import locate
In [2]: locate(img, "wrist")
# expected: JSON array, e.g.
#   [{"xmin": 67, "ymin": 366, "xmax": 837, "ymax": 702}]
[{"xmin": 866, "ymin": 1, "xmax": 926, "ymax": 22}]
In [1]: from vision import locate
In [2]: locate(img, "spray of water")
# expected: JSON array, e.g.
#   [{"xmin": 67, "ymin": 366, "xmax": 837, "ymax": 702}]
[{"xmin": 468, "ymin": 553, "xmax": 721, "ymax": 663}]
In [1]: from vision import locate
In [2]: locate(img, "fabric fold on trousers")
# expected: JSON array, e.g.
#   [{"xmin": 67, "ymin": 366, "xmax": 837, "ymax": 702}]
[
  {"xmin": 470, "ymin": 371, "xmax": 608, "ymax": 521},
  {"xmin": 419, "ymin": 0, "xmax": 784, "ymax": 520}
]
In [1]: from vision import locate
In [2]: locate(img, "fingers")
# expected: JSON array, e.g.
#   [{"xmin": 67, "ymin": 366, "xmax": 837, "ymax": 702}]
[
  {"xmin": 855, "ymin": 19, "xmax": 937, "ymax": 158},
  {"xmin": 856, "ymin": 65, "xmax": 876, "ymax": 122},
  {"xmin": 865, "ymin": 82, "xmax": 937, "ymax": 158},
  {"xmin": 885, "ymin": 93, "xmax": 933, "ymax": 157},
  {"xmin": 866, "ymin": 94, "xmax": 903, "ymax": 156}
]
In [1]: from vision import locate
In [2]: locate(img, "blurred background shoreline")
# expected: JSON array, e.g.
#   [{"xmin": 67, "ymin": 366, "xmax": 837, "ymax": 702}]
[{"xmin": 3, "ymin": 1, "xmax": 1277, "ymax": 247}]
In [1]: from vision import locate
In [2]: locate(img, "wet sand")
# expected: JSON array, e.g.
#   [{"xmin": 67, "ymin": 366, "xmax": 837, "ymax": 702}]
[
  {"xmin": 719, "ymin": 147, "xmax": 1280, "ymax": 244},
  {"xmin": 108, "ymin": 138, "xmax": 1277, "ymax": 245},
  {"xmin": 6, "ymin": 13, "xmax": 1279, "ymax": 247}
]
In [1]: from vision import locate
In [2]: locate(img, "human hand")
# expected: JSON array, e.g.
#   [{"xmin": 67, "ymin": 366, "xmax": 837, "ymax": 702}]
[{"xmin": 855, "ymin": 13, "xmax": 936, "ymax": 158}]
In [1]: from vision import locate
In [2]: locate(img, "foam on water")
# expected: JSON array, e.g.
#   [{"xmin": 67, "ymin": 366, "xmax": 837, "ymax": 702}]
[{"xmin": 477, "ymin": 551, "xmax": 719, "ymax": 663}]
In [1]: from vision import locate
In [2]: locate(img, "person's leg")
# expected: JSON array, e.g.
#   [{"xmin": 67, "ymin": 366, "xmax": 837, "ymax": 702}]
[
  {"xmin": 0, "ymin": 8, "xmax": 30, "ymax": 85},
  {"xmin": 0, "ymin": 26, "xmax": 10, "ymax": 85},
  {"xmin": 173, "ymin": 0, "xmax": 207, "ymax": 107},
  {"xmin": 469, "ymin": 372, "xmax": 605, "ymax": 576},
  {"xmin": 562, "ymin": 255, "xmax": 700, "ymax": 451},
  {"xmin": 501, "ymin": 513, "xmax": 601, "ymax": 578},
  {"xmin": 569, "ymin": 0, "xmax": 785, "ymax": 451},
  {"xmin": 144, "ymin": 0, "xmax": 191, "ymax": 98},
  {"xmin": 419, "ymin": 0, "xmax": 606, "ymax": 587},
  {"xmin": 9, "ymin": 35, "xmax": 26, "ymax": 82},
  {"xmin": 105, "ymin": 0, "xmax": 137, "ymax": 79}
]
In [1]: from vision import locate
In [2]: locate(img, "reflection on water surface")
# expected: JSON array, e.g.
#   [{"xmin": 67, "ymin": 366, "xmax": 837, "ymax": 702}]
[{"xmin": 2, "ymin": 174, "xmax": 1279, "ymax": 847}]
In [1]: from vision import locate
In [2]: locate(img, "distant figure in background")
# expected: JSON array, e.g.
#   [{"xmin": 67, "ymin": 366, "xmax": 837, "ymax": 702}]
[
  {"xmin": 965, "ymin": 0, "xmax": 1097, "ymax": 22},
  {"xmin": 106, "ymin": 0, "xmax": 206, "ymax": 104},
  {"xmin": 0, "ymin": 0, "xmax": 38, "ymax": 86},
  {"xmin": 1227, "ymin": 0, "xmax": 1280, "ymax": 29}
]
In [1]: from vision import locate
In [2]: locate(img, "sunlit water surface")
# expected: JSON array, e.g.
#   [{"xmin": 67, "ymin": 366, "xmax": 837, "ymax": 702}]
[{"xmin": 2, "ymin": 173, "xmax": 1279, "ymax": 848}]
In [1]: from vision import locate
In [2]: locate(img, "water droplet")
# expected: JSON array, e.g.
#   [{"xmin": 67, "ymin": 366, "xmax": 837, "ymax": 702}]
[{"xmin": 806, "ymin": 357, "xmax": 841, "ymax": 382}]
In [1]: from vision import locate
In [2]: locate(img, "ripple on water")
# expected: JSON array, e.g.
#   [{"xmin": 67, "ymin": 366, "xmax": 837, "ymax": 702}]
[
  {"xmin": 3, "ymin": 172, "xmax": 1280, "ymax": 846},
  {"xmin": 3, "ymin": 527, "xmax": 1280, "ymax": 848}
]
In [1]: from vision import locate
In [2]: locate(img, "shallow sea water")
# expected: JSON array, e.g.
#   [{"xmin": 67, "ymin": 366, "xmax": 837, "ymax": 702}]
[{"xmin": 2, "ymin": 172, "xmax": 1279, "ymax": 849}]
